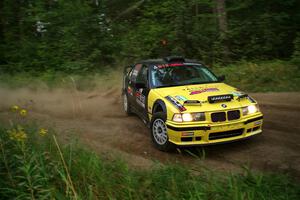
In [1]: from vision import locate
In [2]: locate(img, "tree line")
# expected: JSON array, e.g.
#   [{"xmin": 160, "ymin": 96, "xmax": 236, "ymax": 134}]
[{"xmin": 0, "ymin": 0, "xmax": 299, "ymax": 73}]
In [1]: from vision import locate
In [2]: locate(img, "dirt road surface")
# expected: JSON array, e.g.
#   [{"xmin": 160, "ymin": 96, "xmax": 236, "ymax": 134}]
[{"xmin": 0, "ymin": 86, "xmax": 299, "ymax": 177}]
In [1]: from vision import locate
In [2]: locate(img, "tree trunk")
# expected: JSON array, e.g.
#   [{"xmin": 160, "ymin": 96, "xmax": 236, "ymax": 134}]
[
  {"xmin": 215, "ymin": 0, "xmax": 228, "ymax": 33},
  {"xmin": 0, "ymin": 0, "xmax": 3, "ymax": 40},
  {"xmin": 215, "ymin": 0, "xmax": 229, "ymax": 63}
]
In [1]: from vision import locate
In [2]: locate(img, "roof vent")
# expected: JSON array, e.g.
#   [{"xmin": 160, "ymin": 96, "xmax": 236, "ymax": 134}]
[{"xmin": 163, "ymin": 56, "xmax": 185, "ymax": 63}]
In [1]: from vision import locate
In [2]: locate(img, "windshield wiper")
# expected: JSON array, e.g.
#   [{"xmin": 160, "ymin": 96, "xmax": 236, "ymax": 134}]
[
  {"xmin": 188, "ymin": 81, "xmax": 219, "ymax": 85},
  {"xmin": 155, "ymin": 83, "xmax": 184, "ymax": 88}
]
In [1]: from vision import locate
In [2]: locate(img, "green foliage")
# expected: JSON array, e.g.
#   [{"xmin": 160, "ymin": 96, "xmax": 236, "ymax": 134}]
[
  {"xmin": 0, "ymin": 0, "xmax": 115, "ymax": 73},
  {"xmin": 227, "ymin": 0, "xmax": 300, "ymax": 60},
  {"xmin": 1, "ymin": 111, "xmax": 300, "ymax": 199},
  {"xmin": 292, "ymin": 33, "xmax": 300, "ymax": 66},
  {"xmin": 117, "ymin": 0, "xmax": 220, "ymax": 63},
  {"xmin": 213, "ymin": 60, "xmax": 300, "ymax": 92},
  {"xmin": 1, "ymin": 0, "xmax": 300, "ymax": 74}
]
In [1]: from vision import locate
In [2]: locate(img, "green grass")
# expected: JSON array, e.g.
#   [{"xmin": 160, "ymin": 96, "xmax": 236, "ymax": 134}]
[
  {"xmin": 0, "ymin": 67, "xmax": 123, "ymax": 91},
  {"xmin": 0, "ymin": 110, "xmax": 300, "ymax": 199},
  {"xmin": 0, "ymin": 60, "xmax": 299, "ymax": 92},
  {"xmin": 213, "ymin": 60, "xmax": 300, "ymax": 92}
]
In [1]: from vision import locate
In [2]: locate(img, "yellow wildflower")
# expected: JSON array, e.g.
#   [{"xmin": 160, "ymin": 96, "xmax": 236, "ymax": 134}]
[
  {"xmin": 7, "ymin": 126, "xmax": 27, "ymax": 142},
  {"xmin": 39, "ymin": 128, "xmax": 48, "ymax": 137},
  {"xmin": 11, "ymin": 105, "xmax": 19, "ymax": 112},
  {"xmin": 7, "ymin": 129, "xmax": 17, "ymax": 140},
  {"xmin": 19, "ymin": 109, "xmax": 27, "ymax": 117},
  {"xmin": 15, "ymin": 130, "xmax": 27, "ymax": 142}
]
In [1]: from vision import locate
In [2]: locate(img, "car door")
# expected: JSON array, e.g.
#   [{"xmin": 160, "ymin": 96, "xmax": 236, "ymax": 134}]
[
  {"xmin": 127, "ymin": 63, "xmax": 143, "ymax": 112},
  {"xmin": 134, "ymin": 64, "xmax": 150, "ymax": 120}
]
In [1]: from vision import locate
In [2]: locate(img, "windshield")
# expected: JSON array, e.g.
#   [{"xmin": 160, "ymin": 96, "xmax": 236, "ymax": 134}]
[{"xmin": 150, "ymin": 64, "xmax": 219, "ymax": 88}]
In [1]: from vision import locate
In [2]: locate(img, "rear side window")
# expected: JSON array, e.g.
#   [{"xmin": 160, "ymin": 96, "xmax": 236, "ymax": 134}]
[
  {"xmin": 130, "ymin": 64, "xmax": 148, "ymax": 84},
  {"xmin": 130, "ymin": 64, "xmax": 142, "ymax": 83}
]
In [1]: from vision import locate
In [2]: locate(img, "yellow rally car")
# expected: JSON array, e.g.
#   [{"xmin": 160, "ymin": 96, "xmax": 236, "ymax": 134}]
[{"xmin": 122, "ymin": 56, "xmax": 263, "ymax": 151}]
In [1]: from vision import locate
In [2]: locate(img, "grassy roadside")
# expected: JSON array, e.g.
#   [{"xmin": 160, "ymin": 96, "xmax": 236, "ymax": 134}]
[
  {"xmin": 0, "ymin": 60, "xmax": 299, "ymax": 92},
  {"xmin": 213, "ymin": 60, "xmax": 300, "ymax": 92},
  {"xmin": 0, "ymin": 107, "xmax": 300, "ymax": 199},
  {"xmin": 0, "ymin": 67, "xmax": 123, "ymax": 91}
]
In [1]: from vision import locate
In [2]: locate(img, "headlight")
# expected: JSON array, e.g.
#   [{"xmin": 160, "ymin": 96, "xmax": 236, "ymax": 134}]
[
  {"xmin": 172, "ymin": 112, "xmax": 205, "ymax": 122},
  {"xmin": 173, "ymin": 114, "xmax": 183, "ymax": 122},
  {"xmin": 182, "ymin": 113, "xmax": 193, "ymax": 121},
  {"xmin": 242, "ymin": 105, "xmax": 259, "ymax": 115}
]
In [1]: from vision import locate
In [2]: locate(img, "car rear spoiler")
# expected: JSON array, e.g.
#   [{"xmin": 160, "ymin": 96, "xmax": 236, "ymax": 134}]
[{"xmin": 163, "ymin": 56, "xmax": 185, "ymax": 63}]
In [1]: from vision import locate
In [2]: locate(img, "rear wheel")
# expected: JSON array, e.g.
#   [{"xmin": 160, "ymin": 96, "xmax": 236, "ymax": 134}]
[
  {"xmin": 123, "ymin": 93, "xmax": 132, "ymax": 115},
  {"xmin": 151, "ymin": 112, "xmax": 174, "ymax": 151}
]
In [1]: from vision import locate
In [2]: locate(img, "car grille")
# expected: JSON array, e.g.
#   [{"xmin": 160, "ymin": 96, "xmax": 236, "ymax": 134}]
[
  {"xmin": 211, "ymin": 112, "xmax": 226, "ymax": 122},
  {"xmin": 211, "ymin": 110, "xmax": 240, "ymax": 122},
  {"xmin": 209, "ymin": 128, "xmax": 244, "ymax": 140},
  {"xmin": 228, "ymin": 110, "xmax": 240, "ymax": 120}
]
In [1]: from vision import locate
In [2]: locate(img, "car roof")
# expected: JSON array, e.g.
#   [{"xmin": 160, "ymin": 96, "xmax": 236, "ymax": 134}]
[{"xmin": 140, "ymin": 58, "xmax": 203, "ymax": 66}]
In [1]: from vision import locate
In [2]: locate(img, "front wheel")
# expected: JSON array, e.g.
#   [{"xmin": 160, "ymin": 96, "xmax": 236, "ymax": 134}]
[{"xmin": 150, "ymin": 112, "xmax": 174, "ymax": 151}]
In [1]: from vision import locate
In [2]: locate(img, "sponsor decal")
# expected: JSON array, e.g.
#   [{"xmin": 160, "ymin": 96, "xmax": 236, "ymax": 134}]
[
  {"xmin": 157, "ymin": 63, "xmax": 184, "ymax": 69},
  {"xmin": 136, "ymin": 89, "xmax": 145, "ymax": 108},
  {"xmin": 189, "ymin": 87, "xmax": 219, "ymax": 95},
  {"xmin": 165, "ymin": 96, "xmax": 186, "ymax": 112},
  {"xmin": 132, "ymin": 69, "xmax": 138, "ymax": 77},
  {"xmin": 231, "ymin": 91, "xmax": 256, "ymax": 103},
  {"xmin": 254, "ymin": 121, "xmax": 262, "ymax": 125},
  {"xmin": 175, "ymin": 95, "xmax": 188, "ymax": 101},
  {"xmin": 127, "ymin": 86, "xmax": 133, "ymax": 96},
  {"xmin": 247, "ymin": 96, "xmax": 256, "ymax": 103},
  {"xmin": 184, "ymin": 100, "xmax": 201, "ymax": 105},
  {"xmin": 156, "ymin": 64, "xmax": 167, "ymax": 69},
  {"xmin": 154, "ymin": 63, "xmax": 201, "ymax": 70},
  {"xmin": 231, "ymin": 91, "xmax": 244, "ymax": 97},
  {"xmin": 181, "ymin": 132, "xmax": 194, "ymax": 136},
  {"xmin": 208, "ymin": 94, "xmax": 233, "ymax": 103}
]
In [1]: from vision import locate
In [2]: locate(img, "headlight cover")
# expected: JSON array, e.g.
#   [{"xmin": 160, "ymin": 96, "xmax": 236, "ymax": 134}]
[
  {"xmin": 242, "ymin": 104, "xmax": 259, "ymax": 116},
  {"xmin": 172, "ymin": 112, "xmax": 205, "ymax": 122}
]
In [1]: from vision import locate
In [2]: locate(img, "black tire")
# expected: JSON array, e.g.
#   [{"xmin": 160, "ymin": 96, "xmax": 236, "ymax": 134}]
[
  {"xmin": 123, "ymin": 93, "xmax": 133, "ymax": 115},
  {"xmin": 150, "ymin": 112, "xmax": 175, "ymax": 151}
]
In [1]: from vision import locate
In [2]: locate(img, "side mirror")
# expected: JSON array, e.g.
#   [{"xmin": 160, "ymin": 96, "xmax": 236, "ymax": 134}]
[
  {"xmin": 218, "ymin": 75, "xmax": 226, "ymax": 81},
  {"xmin": 135, "ymin": 82, "xmax": 146, "ymax": 89}
]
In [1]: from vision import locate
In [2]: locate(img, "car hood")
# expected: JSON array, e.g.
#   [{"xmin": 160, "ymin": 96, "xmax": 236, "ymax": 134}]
[{"xmin": 152, "ymin": 83, "xmax": 255, "ymax": 112}]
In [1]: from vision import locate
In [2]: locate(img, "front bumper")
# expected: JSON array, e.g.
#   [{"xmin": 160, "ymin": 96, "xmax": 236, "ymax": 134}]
[{"xmin": 166, "ymin": 114, "xmax": 263, "ymax": 146}]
